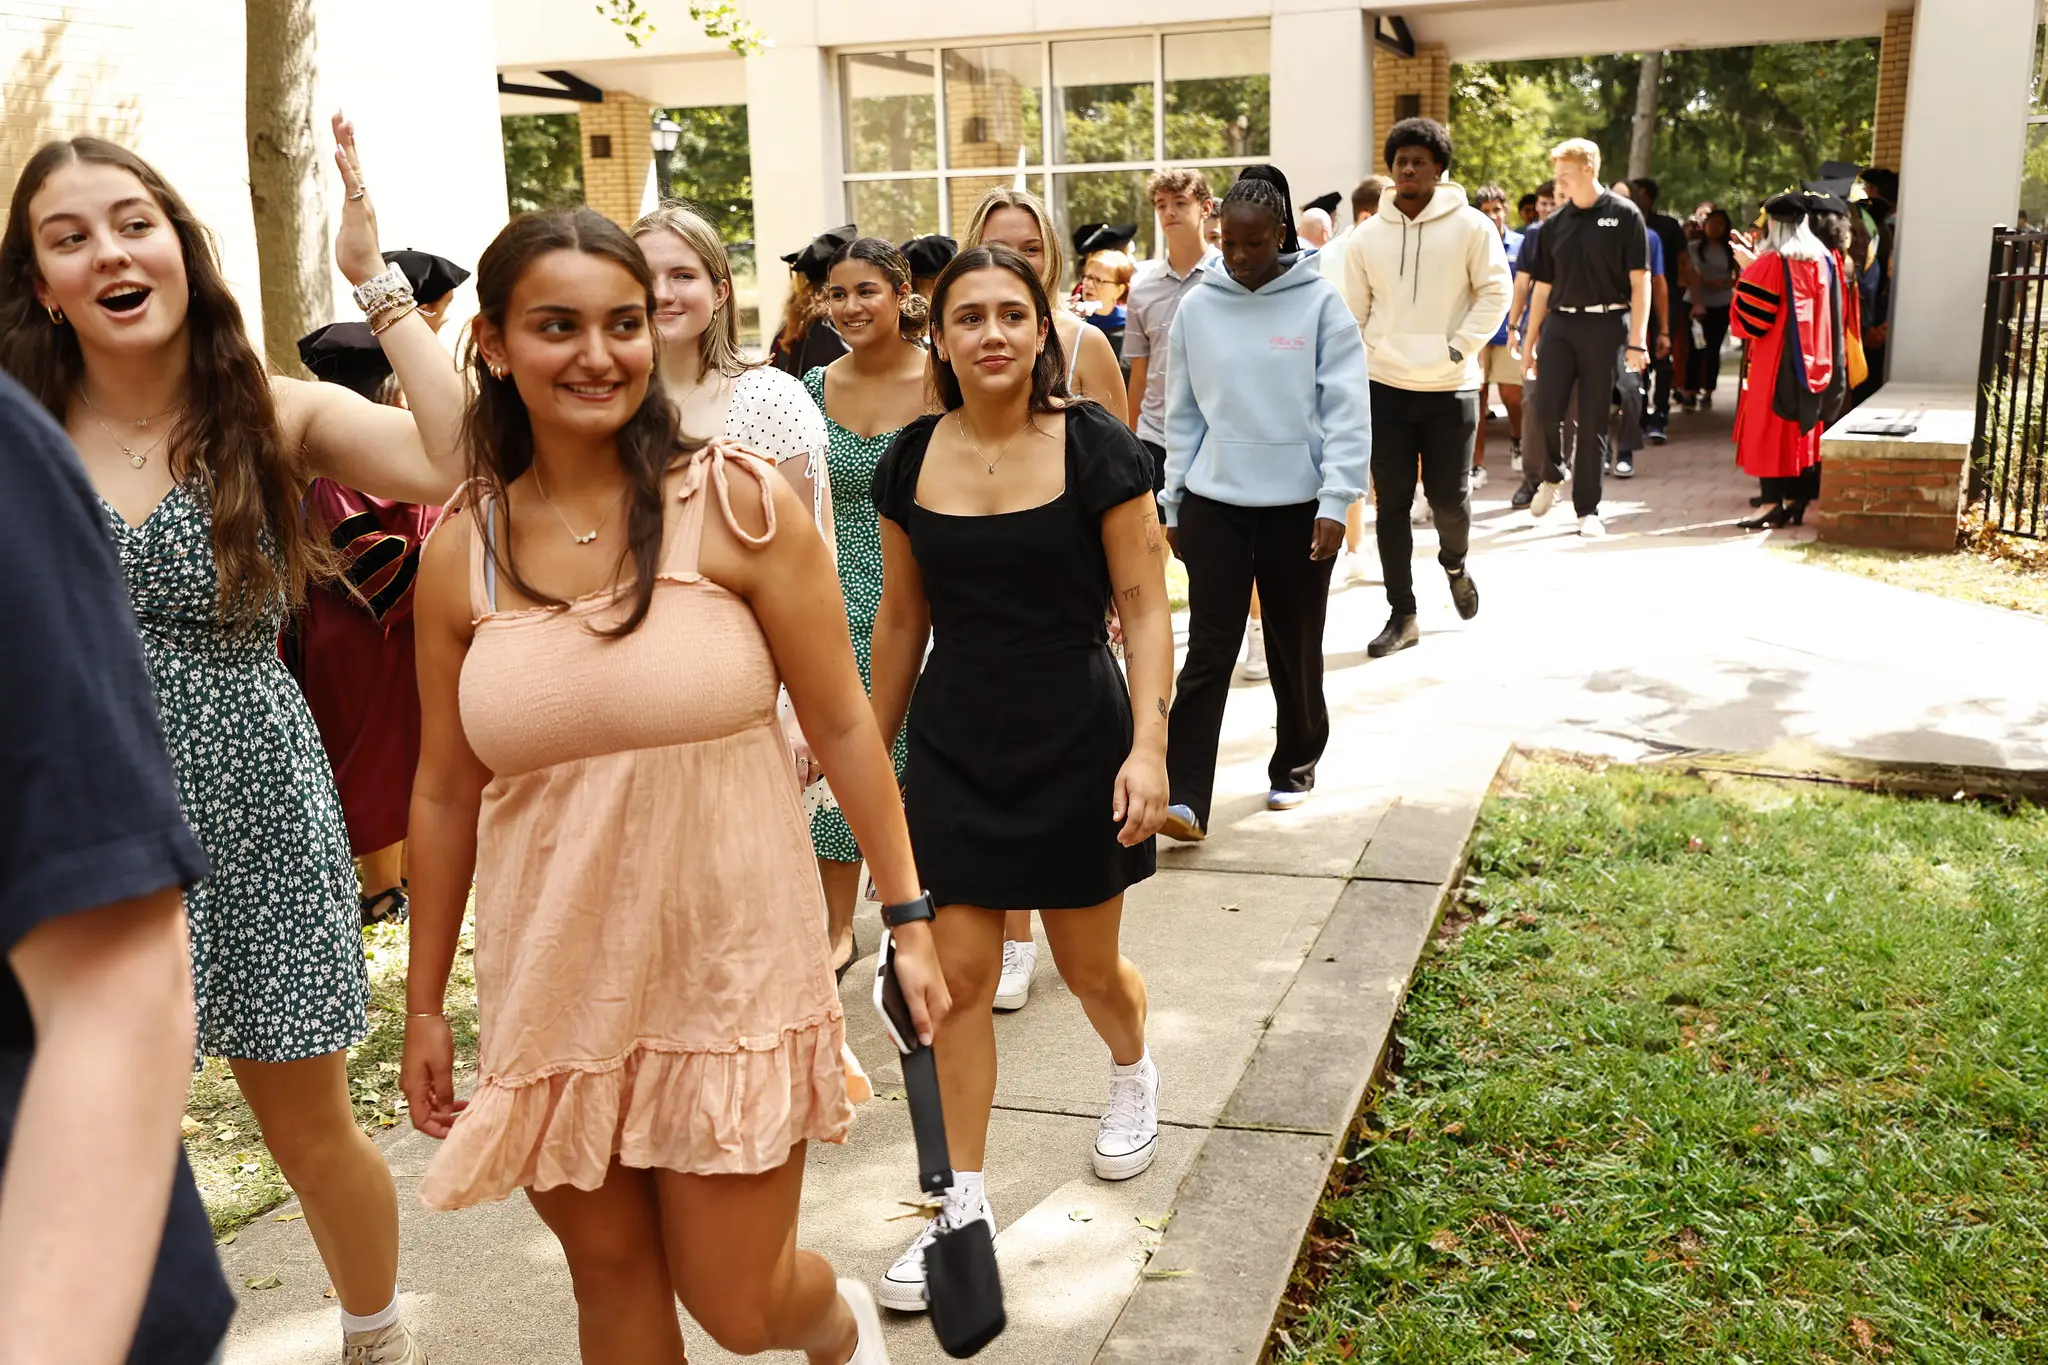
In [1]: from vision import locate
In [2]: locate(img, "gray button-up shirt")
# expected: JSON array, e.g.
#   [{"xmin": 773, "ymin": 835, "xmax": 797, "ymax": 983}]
[{"xmin": 1125, "ymin": 248, "xmax": 1223, "ymax": 445}]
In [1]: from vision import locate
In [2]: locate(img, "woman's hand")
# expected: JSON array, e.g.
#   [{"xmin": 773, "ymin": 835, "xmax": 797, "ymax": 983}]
[
  {"xmin": 887, "ymin": 922, "xmax": 951, "ymax": 1047},
  {"xmin": 1114, "ymin": 748, "xmax": 1169, "ymax": 846},
  {"xmin": 330, "ymin": 111, "xmax": 386, "ymax": 287},
  {"xmin": 401, "ymin": 1014, "xmax": 467, "ymax": 1139}
]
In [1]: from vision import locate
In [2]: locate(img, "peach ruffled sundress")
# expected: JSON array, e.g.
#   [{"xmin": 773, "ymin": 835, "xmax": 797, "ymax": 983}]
[{"xmin": 419, "ymin": 446, "xmax": 854, "ymax": 1211}]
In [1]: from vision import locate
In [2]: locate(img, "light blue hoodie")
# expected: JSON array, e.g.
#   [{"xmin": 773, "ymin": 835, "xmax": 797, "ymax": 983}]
[{"xmin": 1159, "ymin": 252, "xmax": 1370, "ymax": 528}]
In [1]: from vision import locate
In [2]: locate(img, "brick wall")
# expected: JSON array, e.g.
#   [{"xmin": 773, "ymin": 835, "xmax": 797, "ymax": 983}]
[
  {"xmin": 1815, "ymin": 448, "xmax": 1965, "ymax": 550},
  {"xmin": 1870, "ymin": 9, "xmax": 1913, "ymax": 171},
  {"xmin": 581, "ymin": 89, "xmax": 653, "ymax": 228},
  {"xmin": 1373, "ymin": 41, "xmax": 1449, "ymax": 165}
]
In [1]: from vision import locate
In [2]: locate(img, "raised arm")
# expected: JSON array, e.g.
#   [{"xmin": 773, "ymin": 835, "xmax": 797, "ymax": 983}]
[
  {"xmin": 279, "ymin": 113, "xmax": 468, "ymax": 505},
  {"xmin": 400, "ymin": 508, "xmax": 491, "ymax": 1139},
  {"xmin": 1102, "ymin": 494, "xmax": 1170, "ymax": 845}
]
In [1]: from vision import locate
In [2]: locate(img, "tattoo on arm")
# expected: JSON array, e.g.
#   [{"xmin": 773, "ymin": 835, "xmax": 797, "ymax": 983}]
[
  {"xmin": 1141, "ymin": 513, "xmax": 1163, "ymax": 556},
  {"xmin": 1155, "ymin": 697, "xmax": 1168, "ymax": 721},
  {"xmin": 1120, "ymin": 585, "xmax": 1142, "ymax": 603}
]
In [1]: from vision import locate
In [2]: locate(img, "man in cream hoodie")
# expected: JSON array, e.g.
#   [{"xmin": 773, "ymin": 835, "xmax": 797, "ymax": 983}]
[{"xmin": 1340, "ymin": 117, "xmax": 1512, "ymax": 657}]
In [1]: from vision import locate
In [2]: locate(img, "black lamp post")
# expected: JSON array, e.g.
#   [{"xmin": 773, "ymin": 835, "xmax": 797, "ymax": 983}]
[{"xmin": 651, "ymin": 112, "xmax": 682, "ymax": 201}]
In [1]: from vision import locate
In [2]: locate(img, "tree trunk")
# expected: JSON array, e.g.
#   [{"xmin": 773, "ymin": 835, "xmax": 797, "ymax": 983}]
[
  {"xmin": 1628, "ymin": 51, "xmax": 1663, "ymax": 182},
  {"xmin": 245, "ymin": 0, "xmax": 330, "ymax": 378}
]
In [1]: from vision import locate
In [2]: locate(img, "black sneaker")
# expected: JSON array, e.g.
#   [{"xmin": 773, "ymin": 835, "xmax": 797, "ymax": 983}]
[
  {"xmin": 1447, "ymin": 569, "xmax": 1479, "ymax": 621},
  {"xmin": 1510, "ymin": 486, "xmax": 1534, "ymax": 509},
  {"xmin": 1614, "ymin": 456, "xmax": 1635, "ymax": 478},
  {"xmin": 1367, "ymin": 614, "xmax": 1420, "ymax": 658},
  {"xmin": 1646, "ymin": 425, "xmax": 1668, "ymax": 445}
]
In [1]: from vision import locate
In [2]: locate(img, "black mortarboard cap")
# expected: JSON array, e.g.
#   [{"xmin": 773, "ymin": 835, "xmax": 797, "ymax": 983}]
[
  {"xmin": 1802, "ymin": 180, "xmax": 1854, "ymax": 217},
  {"xmin": 381, "ymin": 249, "xmax": 470, "ymax": 304},
  {"xmin": 781, "ymin": 224, "xmax": 859, "ymax": 284},
  {"xmin": 1074, "ymin": 222, "xmax": 1137, "ymax": 257},
  {"xmin": 900, "ymin": 234, "xmax": 959, "ymax": 278},
  {"xmin": 1304, "ymin": 191, "xmax": 1342, "ymax": 218},
  {"xmin": 297, "ymin": 321, "xmax": 392, "ymax": 401},
  {"xmin": 1764, "ymin": 192, "xmax": 1810, "ymax": 223}
]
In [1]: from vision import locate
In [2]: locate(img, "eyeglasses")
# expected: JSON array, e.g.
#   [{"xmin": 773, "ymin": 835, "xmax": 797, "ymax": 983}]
[{"xmin": 1083, "ymin": 274, "xmax": 1120, "ymax": 286}]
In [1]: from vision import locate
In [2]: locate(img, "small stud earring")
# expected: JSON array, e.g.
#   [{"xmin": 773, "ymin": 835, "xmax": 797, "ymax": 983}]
[{"xmin": 46, "ymin": 305, "xmax": 64, "ymax": 326}]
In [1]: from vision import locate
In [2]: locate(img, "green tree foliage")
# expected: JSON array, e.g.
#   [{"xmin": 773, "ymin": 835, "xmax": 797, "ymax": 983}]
[
  {"xmin": 1450, "ymin": 40, "xmax": 1879, "ymax": 221},
  {"xmin": 661, "ymin": 104, "xmax": 754, "ymax": 243},
  {"xmin": 501, "ymin": 113, "xmax": 584, "ymax": 216}
]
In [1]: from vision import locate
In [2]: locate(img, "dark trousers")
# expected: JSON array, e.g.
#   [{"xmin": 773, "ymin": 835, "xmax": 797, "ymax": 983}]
[
  {"xmin": 1690, "ymin": 305, "xmax": 1731, "ymax": 397},
  {"xmin": 1532, "ymin": 310, "xmax": 1627, "ymax": 516},
  {"xmin": 1368, "ymin": 381, "xmax": 1476, "ymax": 616},
  {"xmin": 1613, "ymin": 345, "xmax": 1645, "ymax": 455},
  {"xmin": 1645, "ymin": 329, "xmax": 1675, "ymax": 428},
  {"xmin": 1168, "ymin": 494, "xmax": 1335, "ymax": 825}
]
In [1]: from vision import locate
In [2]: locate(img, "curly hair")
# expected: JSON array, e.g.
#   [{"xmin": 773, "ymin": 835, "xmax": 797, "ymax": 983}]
[{"xmin": 1385, "ymin": 117, "xmax": 1453, "ymax": 174}]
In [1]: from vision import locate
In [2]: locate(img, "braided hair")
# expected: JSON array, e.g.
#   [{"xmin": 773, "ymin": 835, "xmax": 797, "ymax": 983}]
[{"xmin": 1222, "ymin": 175, "xmax": 1297, "ymax": 255}]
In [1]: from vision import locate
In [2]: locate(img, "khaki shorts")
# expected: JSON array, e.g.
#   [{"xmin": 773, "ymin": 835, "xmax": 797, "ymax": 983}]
[{"xmin": 1481, "ymin": 343, "xmax": 1523, "ymax": 388}]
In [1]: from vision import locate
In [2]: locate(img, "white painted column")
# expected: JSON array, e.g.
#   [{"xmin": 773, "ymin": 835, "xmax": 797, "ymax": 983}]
[
  {"xmin": 746, "ymin": 39, "xmax": 837, "ymax": 350},
  {"xmin": 1269, "ymin": 7, "xmax": 1371, "ymax": 217},
  {"xmin": 1886, "ymin": 0, "xmax": 2034, "ymax": 385}
]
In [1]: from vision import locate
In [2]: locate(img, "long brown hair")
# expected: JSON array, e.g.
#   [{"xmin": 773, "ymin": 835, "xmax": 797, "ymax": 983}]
[
  {"xmin": 461, "ymin": 208, "xmax": 697, "ymax": 638},
  {"xmin": 0, "ymin": 137, "xmax": 322, "ymax": 622},
  {"xmin": 926, "ymin": 244, "xmax": 1069, "ymax": 414},
  {"xmin": 776, "ymin": 274, "xmax": 826, "ymax": 356}
]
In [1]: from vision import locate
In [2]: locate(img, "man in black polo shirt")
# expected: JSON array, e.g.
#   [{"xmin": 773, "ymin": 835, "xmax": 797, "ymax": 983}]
[
  {"xmin": 0, "ymin": 372, "xmax": 232, "ymax": 1364},
  {"xmin": 1519, "ymin": 137, "xmax": 1650, "ymax": 537}
]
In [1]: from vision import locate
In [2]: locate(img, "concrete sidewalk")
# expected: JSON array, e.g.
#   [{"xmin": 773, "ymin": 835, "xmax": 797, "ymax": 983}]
[{"xmin": 220, "ymin": 396, "xmax": 2048, "ymax": 1364}]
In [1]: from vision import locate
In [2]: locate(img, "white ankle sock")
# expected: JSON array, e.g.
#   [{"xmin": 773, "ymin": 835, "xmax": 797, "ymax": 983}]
[
  {"xmin": 946, "ymin": 1170, "xmax": 985, "ymax": 1219},
  {"xmin": 1112, "ymin": 1049, "xmax": 1152, "ymax": 1077},
  {"xmin": 339, "ymin": 1295, "xmax": 401, "ymax": 1334}
]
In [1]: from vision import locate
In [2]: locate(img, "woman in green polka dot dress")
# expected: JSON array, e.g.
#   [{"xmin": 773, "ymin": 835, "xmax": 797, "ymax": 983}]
[{"xmin": 803, "ymin": 236, "xmax": 935, "ymax": 975}]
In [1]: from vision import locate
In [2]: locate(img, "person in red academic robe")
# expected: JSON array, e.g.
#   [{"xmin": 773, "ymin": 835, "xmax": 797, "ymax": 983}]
[{"xmin": 1730, "ymin": 193, "xmax": 1845, "ymax": 528}]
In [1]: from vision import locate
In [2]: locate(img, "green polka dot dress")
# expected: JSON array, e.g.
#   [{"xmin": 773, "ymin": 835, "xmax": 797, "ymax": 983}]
[{"xmin": 804, "ymin": 364, "xmax": 910, "ymax": 863}]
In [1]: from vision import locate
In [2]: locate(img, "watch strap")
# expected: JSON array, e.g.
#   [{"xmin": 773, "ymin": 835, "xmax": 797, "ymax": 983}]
[{"xmin": 882, "ymin": 891, "xmax": 936, "ymax": 927}]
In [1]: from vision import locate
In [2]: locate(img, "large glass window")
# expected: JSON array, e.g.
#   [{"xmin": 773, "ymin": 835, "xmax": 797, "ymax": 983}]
[
  {"xmin": 1164, "ymin": 30, "xmax": 1270, "ymax": 161},
  {"xmin": 837, "ymin": 29, "xmax": 1267, "ymax": 288},
  {"xmin": 1053, "ymin": 37, "xmax": 1154, "ymax": 166}
]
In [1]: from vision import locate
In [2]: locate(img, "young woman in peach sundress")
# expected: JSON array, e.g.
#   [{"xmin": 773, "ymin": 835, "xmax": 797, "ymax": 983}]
[{"xmin": 400, "ymin": 208, "xmax": 949, "ymax": 1365}]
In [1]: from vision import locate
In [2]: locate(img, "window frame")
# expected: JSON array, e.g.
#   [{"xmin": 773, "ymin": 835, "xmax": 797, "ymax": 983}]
[{"xmin": 835, "ymin": 22, "xmax": 1271, "ymax": 249}]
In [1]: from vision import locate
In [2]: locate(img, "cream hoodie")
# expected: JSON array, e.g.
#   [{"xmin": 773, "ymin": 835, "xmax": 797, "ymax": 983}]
[{"xmin": 1339, "ymin": 182, "xmax": 1512, "ymax": 392}]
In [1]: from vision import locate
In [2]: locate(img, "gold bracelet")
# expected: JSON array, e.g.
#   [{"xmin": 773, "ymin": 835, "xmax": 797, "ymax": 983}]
[
  {"xmin": 370, "ymin": 300, "xmax": 419, "ymax": 336},
  {"xmin": 407, "ymin": 1010, "xmax": 444, "ymax": 1019}
]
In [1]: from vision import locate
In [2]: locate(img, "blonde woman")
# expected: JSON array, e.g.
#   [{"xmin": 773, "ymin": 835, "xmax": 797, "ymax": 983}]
[{"xmin": 962, "ymin": 188, "xmax": 1131, "ymax": 1010}]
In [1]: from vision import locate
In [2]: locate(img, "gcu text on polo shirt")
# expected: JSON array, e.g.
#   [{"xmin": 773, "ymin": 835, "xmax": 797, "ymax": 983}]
[{"xmin": 1522, "ymin": 190, "xmax": 1648, "ymax": 310}]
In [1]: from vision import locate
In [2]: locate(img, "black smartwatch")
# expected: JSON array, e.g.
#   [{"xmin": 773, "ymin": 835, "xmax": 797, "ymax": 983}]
[{"xmin": 882, "ymin": 891, "xmax": 936, "ymax": 927}]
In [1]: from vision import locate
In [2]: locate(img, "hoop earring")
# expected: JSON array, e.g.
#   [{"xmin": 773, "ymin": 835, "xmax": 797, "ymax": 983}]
[{"xmin": 46, "ymin": 305, "xmax": 64, "ymax": 326}]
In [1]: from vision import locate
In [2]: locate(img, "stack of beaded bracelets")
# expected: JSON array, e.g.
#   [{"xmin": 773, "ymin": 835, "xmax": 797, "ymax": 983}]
[{"xmin": 353, "ymin": 265, "xmax": 418, "ymax": 336}]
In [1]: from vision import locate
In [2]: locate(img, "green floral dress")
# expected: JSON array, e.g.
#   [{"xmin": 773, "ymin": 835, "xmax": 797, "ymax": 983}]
[
  {"xmin": 101, "ymin": 482, "xmax": 368, "ymax": 1062},
  {"xmin": 803, "ymin": 365, "xmax": 911, "ymax": 863}
]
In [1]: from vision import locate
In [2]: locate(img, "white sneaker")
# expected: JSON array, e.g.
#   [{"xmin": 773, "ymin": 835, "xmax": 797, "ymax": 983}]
[
  {"xmin": 838, "ymin": 1279, "xmax": 891, "ymax": 1364},
  {"xmin": 1509, "ymin": 440, "xmax": 1523, "ymax": 472},
  {"xmin": 1094, "ymin": 1053, "xmax": 1159, "ymax": 1181},
  {"xmin": 1530, "ymin": 481, "xmax": 1559, "ymax": 518},
  {"xmin": 993, "ymin": 940, "xmax": 1036, "ymax": 1012},
  {"xmin": 1344, "ymin": 550, "xmax": 1369, "ymax": 585},
  {"xmin": 1410, "ymin": 488, "xmax": 1432, "ymax": 527},
  {"xmin": 1240, "ymin": 620, "xmax": 1268, "ymax": 681},
  {"xmin": 878, "ymin": 1183, "xmax": 996, "ymax": 1313},
  {"xmin": 1578, "ymin": 514, "xmax": 1606, "ymax": 538},
  {"xmin": 1468, "ymin": 465, "xmax": 1489, "ymax": 491},
  {"xmin": 344, "ymin": 1321, "xmax": 426, "ymax": 1365}
]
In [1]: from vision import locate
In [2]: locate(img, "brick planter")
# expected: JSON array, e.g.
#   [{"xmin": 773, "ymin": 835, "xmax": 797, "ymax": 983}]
[{"xmin": 1815, "ymin": 382, "xmax": 1975, "ymax": 551}]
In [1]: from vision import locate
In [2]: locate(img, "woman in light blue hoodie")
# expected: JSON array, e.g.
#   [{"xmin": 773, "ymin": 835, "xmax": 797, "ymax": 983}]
[{"xmin": 1157, "ymin": 171, "xmax": 1370, "ymax": 841}]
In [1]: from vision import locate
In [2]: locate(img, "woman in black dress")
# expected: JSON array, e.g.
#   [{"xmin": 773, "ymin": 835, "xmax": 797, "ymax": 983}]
[{"xmin": 867, "ymin": 244, "xmax": 1172, "ymax": 1313}]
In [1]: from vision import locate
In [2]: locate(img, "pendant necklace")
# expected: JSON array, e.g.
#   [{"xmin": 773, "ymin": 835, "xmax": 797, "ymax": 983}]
[
  {"xmin": 960, "ymin": 410, "xmax": 1031, "ymax": 476},
  {"xmin": 79, "ymin": 387, "xmax": 181, "ymax": 469},
  {"xmin": 533, "ymin": 465, "xmax": 619, "ymax": 546}
]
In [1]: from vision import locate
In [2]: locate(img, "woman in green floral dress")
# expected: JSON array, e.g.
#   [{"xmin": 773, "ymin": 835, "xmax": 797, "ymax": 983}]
[
  {"xmin": 0, "ymin": 126, "xmax": 465, "ymax": 1362},
  {"xmin": 803, "ymin": 237, "xmax": 935, "ymax": 975}
]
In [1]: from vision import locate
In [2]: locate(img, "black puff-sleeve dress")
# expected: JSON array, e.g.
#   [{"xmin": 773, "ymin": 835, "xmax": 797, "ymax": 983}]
[{"xmin": 873, "ymin": 401, "xmax": 1158, "ymax": 910}]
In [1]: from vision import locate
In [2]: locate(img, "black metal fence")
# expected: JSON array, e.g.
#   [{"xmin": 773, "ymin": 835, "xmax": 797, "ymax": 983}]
[{"xmin": 1972, "ymin": 228, "xmax": 2048, "ymax": 538}]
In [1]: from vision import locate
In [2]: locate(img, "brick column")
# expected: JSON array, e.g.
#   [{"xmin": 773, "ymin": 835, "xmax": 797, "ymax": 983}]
[
  {"xmin": 1373, "ymin": 42, "xmax": 1449, "ymax": 164},
  {"xmin": 580, "ymin": 90, "xmax": 653, "ymax": 228},
  {"xmin": 1815, "ymin": 386, "xmax": 1975, "ymax": 551},
  {"xmin": 1870, "ymin": 10, "xmax": 1913, "ymax": 170}
]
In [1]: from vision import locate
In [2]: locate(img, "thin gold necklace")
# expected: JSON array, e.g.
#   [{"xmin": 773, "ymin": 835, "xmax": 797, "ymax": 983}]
[
  {"xmin": 80, "ymin": 384, "xmax": 180, "ymax": 430},
  {"xmin": 79, "ymin": 388, "xmax": 181, "ymax": 469},
  {"xmin": 531, "ymin": 466, "xmax": 620, "ymax": 546},
  {"xmin": 959, "ymin": 409, "xmax": 1032, "ymax": 476}
]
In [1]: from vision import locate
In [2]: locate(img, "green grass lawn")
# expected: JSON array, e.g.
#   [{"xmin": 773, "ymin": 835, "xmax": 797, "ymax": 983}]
[
  {"xmin": 1773, "ymin": 541, "xmax": 2048, "ymax": 618},
  {"xmin": 185, "ymin": 911, "xmax": 480, "ymax": 1236},
  {"xmin": 1280, "ymin": 758, "xmax": 2048, "ymax": 1364}
]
